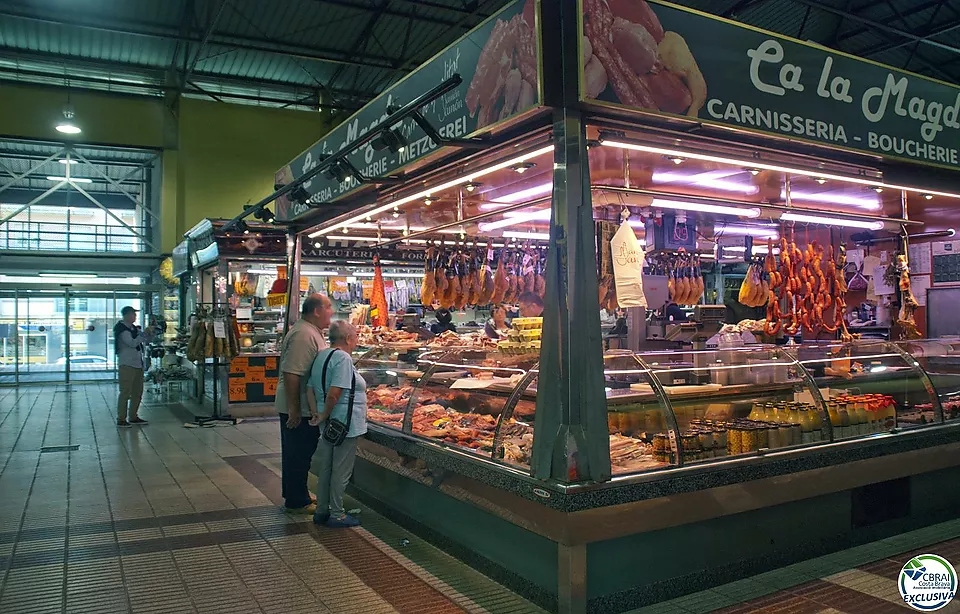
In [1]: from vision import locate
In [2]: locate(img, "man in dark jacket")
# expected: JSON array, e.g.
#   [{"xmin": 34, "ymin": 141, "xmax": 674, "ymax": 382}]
[{"xmin": 115, "ymin": 306, "xmax": 155, "ymax": 427}]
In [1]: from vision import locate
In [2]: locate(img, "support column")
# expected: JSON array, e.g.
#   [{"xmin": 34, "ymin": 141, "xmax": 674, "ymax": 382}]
[
  {"xmin": 531, "ymin": 0, "xmax": 610, "ymax": 483},
  {"xmin": 285, "ymin": 233, "xmax": 303, "ymax": 333}
]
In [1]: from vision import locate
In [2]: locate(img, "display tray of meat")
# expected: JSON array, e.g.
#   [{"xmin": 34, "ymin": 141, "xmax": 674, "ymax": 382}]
[
  {"xmin": 409, "ymin": 404, "xmax": 499, "ymax": 453},
  {"xmin": 609, "ymin": 434, "xmax": 667, "ymax": 473},
  {"xmin": 497, "ymin": 420, "xmax": 535, "ymax": 467}
]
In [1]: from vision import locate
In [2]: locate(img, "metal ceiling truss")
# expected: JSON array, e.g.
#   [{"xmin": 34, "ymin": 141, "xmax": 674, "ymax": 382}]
[
  {"xmin": 0, "ymin": 145, "xmax": 156, "ymax": 251},
  {"xmin": 0, "ymin": 46, "xmax": 367, "ymax": 110}
]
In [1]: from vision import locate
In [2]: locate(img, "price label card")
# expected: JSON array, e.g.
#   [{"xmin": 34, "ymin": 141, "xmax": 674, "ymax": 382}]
[
  {"xmin": 236, "ymin": 307, "xmax": 253, "ymax": 320},
  {"xmin": 229, "ymin": 359, "xmax": 248, "ymax": 374},
  {"xmin": 213, "ymin": 321, "xmax": 227, "ymax": 339},
  {"xmin": 265, "ymin": 357, "xmax": 277, "ymax": 370},
  {"xmin": 264, "ymin": 378, "xmax": 278, "ymax": 396},
  {"xmin": 229, "ymin": 382, "xmax": 247, "ymax": 402},
  {"xmin": 247, "ymin": 371, "xmax": 266, "ymax": 384}
]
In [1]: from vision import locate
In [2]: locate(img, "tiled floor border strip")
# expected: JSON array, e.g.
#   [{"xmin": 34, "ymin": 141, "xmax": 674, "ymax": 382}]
[
  {"xmin": 0, "ymin": 505, "xmax": 282, "ymax": 544},
  {"xmin": 225, "ymin": 454, "xmax": 471, "ymax": 614}
]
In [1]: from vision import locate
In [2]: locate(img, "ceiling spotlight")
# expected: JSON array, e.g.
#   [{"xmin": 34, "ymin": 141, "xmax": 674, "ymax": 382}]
[
  {"xmin": 424, "ymin": 197, "xmax": 433, "ymax": 206},
  {"xmin": 511, "ymin": 162, "xmax": 536, "ymax": 174},
  {"xmin": 253, "ymin": 206, "xmax": 275, "ymax": 223},
  {"xmin": 744, "ymin": 167, "xmax": 761, "ymax": 176},
  {"xmin": 923, "ymin": 193, "xmax": 934, "ymax": 200},
  {"xmin": 392, "ymin": 208, "xmax": 400, "ymax": 218},
  {"xmin": 243, "ymin": 229, "xmax": 250, "ymax": 235},
  {"xmin": 55, "ymin": 103, "xmax": 81, "ymax": 135},
  {"xmin": 869, "ymin": 186, "xmax": 884, "ymax": 194},
  {"xmin": 464, "ymin": 182, "xmax": 481, "ymax": 193},
  {"xmin": 663, "ymin": 155, "xmax": 684, "ymax": 165},
  {"xmin": 372, "ymin": 128, "xmax": 408, "ymax": 154},
  {"xmin": 324, "ymin": 160, "xmax": 354, "ymax": 183},
  {"xmin": 814, "ymin": 177, "xmax": 827, "ymax": 185},
  {"xmin": 314, "ymin": 241, "xmax": 322, "ymax": 248},
  {"xmin": 235, "ymin": 220, "xmax": 249, "ymax": 234},
  {"xmin": 342, "ymin": 227, "xmax": 349, "ymax": 234},
  {"xmin": 289, "ymin": 185, "xmax": 310, "ymax": 205}
]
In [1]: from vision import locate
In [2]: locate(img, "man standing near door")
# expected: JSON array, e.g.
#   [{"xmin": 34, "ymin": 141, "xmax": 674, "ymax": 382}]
[
  {"xmin": 115, "ymin": 306, "xmax": 154, "ymax": 427},
  {"xmin": 275, "ymin": 293, "xmax": 333, "ymax": 513}
]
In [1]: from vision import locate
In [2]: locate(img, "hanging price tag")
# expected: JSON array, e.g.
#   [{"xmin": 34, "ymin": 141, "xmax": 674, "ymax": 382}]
[{"xmin": 213, "ymin": 321, "xmax": 227, "ymax": 339}]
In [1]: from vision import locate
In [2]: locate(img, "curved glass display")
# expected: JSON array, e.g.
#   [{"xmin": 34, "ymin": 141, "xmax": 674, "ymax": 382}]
[
  {"xmin": 894, "ymin": 338, "xmax": 960, "ymax": 422},
  {"xmin": 784, "ymin": 341, "xmax": 941, "ymax": 437},
  {"xmin": 356, "ymin": 340, "xmax": 955, "ymax": 480},
  {"xmin": 357, "ymin": 345, "xmax": 426, "ymax": 431},
  {"xmin": 402, "ymin": 348, "xmax": 535, "ymax": 458},
  {"xmin": 636, "ymin": 346, "xmax": 827, "ymax": 463}
]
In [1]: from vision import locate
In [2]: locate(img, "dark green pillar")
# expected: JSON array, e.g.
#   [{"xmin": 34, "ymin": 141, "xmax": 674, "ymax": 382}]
[{"xmin": 531, "ymin": 0, "xmax": 610, "ymax": 483}]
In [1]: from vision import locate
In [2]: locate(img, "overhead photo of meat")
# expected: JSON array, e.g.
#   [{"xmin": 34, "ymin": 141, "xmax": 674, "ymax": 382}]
[
  {"xmin": 465, "ymin": 0, "xmax": 538, "ymax": 128},
  {"xmin": 583, "ymin": 0, "xmax": 707, "ymax": 117}
]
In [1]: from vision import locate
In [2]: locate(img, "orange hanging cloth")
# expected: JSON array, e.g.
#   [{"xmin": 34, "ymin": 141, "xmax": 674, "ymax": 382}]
[{"xmin": 369, "ymin": 255, "xmax": 389, "ymax": 328}]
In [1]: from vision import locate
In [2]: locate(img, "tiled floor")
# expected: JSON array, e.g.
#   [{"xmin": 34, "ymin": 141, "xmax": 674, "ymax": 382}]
[{"xmin": 1, "ymin": 383, "xmax": 959, "ymax": 614}]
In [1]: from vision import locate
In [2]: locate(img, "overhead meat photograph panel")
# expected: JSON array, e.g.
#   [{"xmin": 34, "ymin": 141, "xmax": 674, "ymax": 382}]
[
  {"xmin": 580, "ymin": 0, "xmax": 960, "ymax": 169},
  {"xmin": 275, "ymin": 0, "xmax": 541, "ymax": 222}
]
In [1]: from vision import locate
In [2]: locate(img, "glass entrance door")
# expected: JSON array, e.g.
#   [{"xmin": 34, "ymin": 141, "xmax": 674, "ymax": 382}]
[
  {"xmin": 0, "ymin": 289, "xmax": 68, "ymax": 384},
  {"xmin": 0, "ymin": 288, "xmax": 146, "ymax": 385}
]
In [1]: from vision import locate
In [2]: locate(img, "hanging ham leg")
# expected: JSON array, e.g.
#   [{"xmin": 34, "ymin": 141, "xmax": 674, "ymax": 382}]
[{"xmin": 421, "ymin": 246, "xmax": 437, "ymax": 306}]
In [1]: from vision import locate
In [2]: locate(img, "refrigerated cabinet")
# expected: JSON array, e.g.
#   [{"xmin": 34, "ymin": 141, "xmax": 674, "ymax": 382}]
[{"xmin": 351, "ymin": 340, "xmax": 960, "ymax": 613}]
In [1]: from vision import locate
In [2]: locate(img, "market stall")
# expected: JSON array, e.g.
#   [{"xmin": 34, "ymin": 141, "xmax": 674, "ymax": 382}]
[
  {"xmin": 182, "ymin": 219, "xmax": 288, "ymax": 414},
  {"xmin": 262, "ymin": 0, "xmax": 960, "ymax": 612}
]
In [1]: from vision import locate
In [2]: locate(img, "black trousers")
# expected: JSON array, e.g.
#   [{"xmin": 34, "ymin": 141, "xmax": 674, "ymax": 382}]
[{"xmin": 278, "ymin": 414, "xmax": 320, "ymax": 509}]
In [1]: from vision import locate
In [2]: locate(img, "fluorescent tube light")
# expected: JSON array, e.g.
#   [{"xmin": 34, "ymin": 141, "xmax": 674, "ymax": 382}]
[
  {"xmin": 782, "ymin": 189, "xmax": 881, "ymax": 210},
  {"xmin": 503, "ymin": 231, "xmax": 550, "ymax": 240},
  {"xmin": 487, "ymin": 182, "xmax": 553, "ymax": 204},
  {"xmin": 58, "ymin": 159, "xmax": 78, "ymax": 165},
  {"xmin": 480, "ymin": 208, "xmax": 551, "ymax": 231},
  {"xmin": 651, "ymin": 199, "xmax": 762, "ymax": 218},
  {"xmin": 780, "ymin": 212, "xmax": 885, "ymax": 230},
  {"xmin": 47, "ymin": 176, "xmax": 92, "ymax": 183},
  {"xmin": 39, "ymin": 273, "xmax": 96, "ymax": 279},
  {"xmin": 652, "ymin": 171, "xmax": 759, "ymax": 194},
  {"xmin": 599, "ymin": 137, "xmax": 960, "ymax": 200},
  {"xmin": 310, "ymin": 145, "xmax": 555, "ymax": 237}
]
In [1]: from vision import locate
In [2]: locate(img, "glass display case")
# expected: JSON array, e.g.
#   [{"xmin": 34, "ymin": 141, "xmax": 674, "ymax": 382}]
[
  {"xmin": 356, "ymin": 339, "xmax": 955, "ymax": 479},
  {"xmin": 893, "ymin": 338, "xmax": 960, "ymax": 422}
]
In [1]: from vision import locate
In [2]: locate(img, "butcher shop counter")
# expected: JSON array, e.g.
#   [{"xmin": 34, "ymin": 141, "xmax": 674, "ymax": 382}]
[{"xmin": 348, "ymin": 341, "xmax": 960, "ymax": 613}]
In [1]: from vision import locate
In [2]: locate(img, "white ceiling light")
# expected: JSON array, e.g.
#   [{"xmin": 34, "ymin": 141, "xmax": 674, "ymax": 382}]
[
  {"xmin": 599, "ymin": 137, "xmax": 960, "ymax": 201},
  {"xmin": 55, "ymin": 103, "xmax": 81, "ymax": 134},
  {"xmin": 59, "ymin": 159, "xmax": 79, "ymax": 165},
  {"xmin": 39, "ymin": 273, "xmax": 96, "ymax": 279},
  {"xmin": 47, "ymin": 176, "xmax": 92, "ymax": 183},
  {"xmin": 780, "ymin": 212, "xmax": 885, "ymax": 230},
  {"xmin": 782, "ymin": 189, "xmax": 881, "ymax": 210},
  {"xmin": 483, "ymin": 182, "xmax": 553, "ymax": 206},
  {"xmin": 480, "ymin": 208, "xmax": 551, "ymax": 231},
  {"xmin": 650, "ymin": 198, "xmax": 762, "ymax": 218},
  {"xmin": 652, "ymin": 171, "xmax": 759, "ymax": 195},
  {"xmin": 310, "ymin": 144, "xmax": 554, "ymax": 237}
]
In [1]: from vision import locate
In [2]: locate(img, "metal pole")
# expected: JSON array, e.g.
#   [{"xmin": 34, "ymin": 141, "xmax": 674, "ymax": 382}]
[
  {"xmin": 531, "ymin": 0, "xmax": 610, "ymax": 486},
  {"xmin": 64, "ymin": 287, "xmax": 70, "ymax": 385},
  {"xmin": 14, "ymin": 289, "xmax": 18, "ymax": 386}
]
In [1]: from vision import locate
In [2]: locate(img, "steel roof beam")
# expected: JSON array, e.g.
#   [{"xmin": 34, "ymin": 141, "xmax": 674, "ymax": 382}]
[
  {"xmin": 853, "ymin": 15, "xmax": 960, "ymax": 57},
  {"xmin": 308, "ymin": 0, "xmax": 477, "ymax": 28},
  {"xmin": 819, "ymin": 0, "xmax": 957, "ymax": 48},
  {"xmin": 0, "ymin": 47, "xmax": 371, "ymax": 108},
  {"xmin": 0, "ymin": 6, "xmax": 401, "ymax": 70}
]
